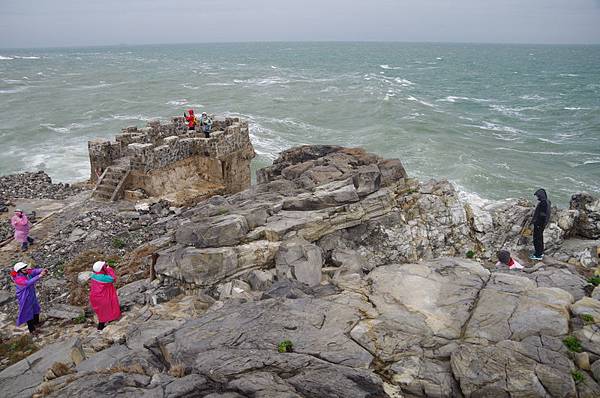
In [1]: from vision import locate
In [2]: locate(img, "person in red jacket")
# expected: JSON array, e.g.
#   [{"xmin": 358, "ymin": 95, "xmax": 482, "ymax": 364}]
[
  {"xmin": 89, "ymin": 261, "xmax": 121, "ymax": 331},
  {"xmin": 183, "ymin": 109, "xmax": 197, "ymax": 131}
]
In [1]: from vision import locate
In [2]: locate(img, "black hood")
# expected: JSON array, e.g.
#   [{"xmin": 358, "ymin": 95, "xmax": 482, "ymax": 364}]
[{"xmin": 534, "ymin": 188, "xmax": 548, "ymax": 201}]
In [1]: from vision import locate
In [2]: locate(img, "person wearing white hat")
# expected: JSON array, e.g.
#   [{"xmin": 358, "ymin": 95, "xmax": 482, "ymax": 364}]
[
  {"xmin": 11, "ymin": 209, "xmax": 34, "ymax": 251},
  {"xmin": 89, "ymin": 260, "xmax": 121, "ymax": 330},
  {"xmin": 11, "ymin": 262, "xmax": 47, "ymax": 333}
]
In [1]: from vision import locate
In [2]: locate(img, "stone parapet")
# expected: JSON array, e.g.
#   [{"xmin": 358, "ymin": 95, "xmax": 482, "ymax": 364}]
[{"xmin": 88, "ymin": 115, "xmax": 255, "ymax": 201}]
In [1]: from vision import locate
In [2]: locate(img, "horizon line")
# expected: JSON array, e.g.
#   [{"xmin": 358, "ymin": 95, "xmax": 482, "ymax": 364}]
[{"xmin": 2, "ymin": 39, "xmax": 600, "ymax": 51}]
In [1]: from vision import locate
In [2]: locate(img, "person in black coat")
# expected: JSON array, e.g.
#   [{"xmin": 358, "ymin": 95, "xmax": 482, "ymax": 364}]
[{"xmin": 530, "ymin": 188, "xmax": 551, "ymax": 260}]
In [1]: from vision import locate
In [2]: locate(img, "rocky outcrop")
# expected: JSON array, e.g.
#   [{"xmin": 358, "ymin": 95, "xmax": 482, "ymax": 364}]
[{"xmin": 2, "ymin": 145, "xmax": 600, "ymax": 397}]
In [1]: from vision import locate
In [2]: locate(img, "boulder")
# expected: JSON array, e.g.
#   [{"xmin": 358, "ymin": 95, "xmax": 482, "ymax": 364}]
[
  {"xmin": 571, "ymin": 297, "xmax": 600, "ymax": 323},
  {"xmin": 570, "ymin": 193, "xmax": 600, "ymax": 239},
  {"xmin": 176, "ymin": 214, "xmax": 249, "ymax": 248},
  {"xmin": 117, "ymin": 279, "xmax": 151, "ymax": 309},
  {"xmin": 246, "ymin": 269, "xmax": 274, "ymax": 291},
  {"xmin": 352, "ymin": 164, "xmax": 381, "ymax": 197},
  {"xmin": 276, "ymin": 237, "xmax": 323, "ymax": 287},
  {"xmin": 155, "ymin": 240, "xmax": 280, "ymax": 287},
  {"xmin": 331, "ymin": 248, "xmax": 365, "ymax": 278},
  {"xmin": 47, "ymin": 304, "xmax": 85, "ymax": 320}
]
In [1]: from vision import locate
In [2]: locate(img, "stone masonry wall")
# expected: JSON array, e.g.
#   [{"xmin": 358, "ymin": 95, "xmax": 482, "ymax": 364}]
[{"xmin": 88, "ymin": 116, "xmax": 255, "ymax": 198}]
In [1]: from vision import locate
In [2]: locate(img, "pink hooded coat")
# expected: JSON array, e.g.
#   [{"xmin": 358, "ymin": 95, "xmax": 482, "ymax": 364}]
[
  {"xmin": 89, "ymin": 266, "xmax": 121, "ymax": 323},
  {"xmin": 11, "ymin": 213, "xmax": 30, "ymax": 243}
]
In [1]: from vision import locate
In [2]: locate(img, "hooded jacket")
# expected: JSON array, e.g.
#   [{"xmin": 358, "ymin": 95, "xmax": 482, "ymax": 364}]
[
  {"xmin": 11, "ymin": 268, "xmax": 42, "ymax": 326},
  {"xmin": 11, "ymin": 213, "xmax": 30, "ymax": 243},
  {"xmin": 184, "ymin": 109, "xmax": 196, "ymax": 129},
  {"xmin": 89, "ymin": 265, "xmax": 121, "ymax": 323},
  {"xmin": 532, "ymin": 189, "xmax": 551, "ymax": 227}
]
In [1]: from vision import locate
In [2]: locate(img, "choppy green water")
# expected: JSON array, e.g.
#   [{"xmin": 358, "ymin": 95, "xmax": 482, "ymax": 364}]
[{"xmin": 1, "ymin": 42, "xmax": 599, "ymax": 205}]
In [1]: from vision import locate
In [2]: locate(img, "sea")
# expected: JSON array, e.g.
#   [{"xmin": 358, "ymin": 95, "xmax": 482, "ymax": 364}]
[{"xmin": 1, "ymin": 42, "xmax": 599, "ymax": 206}]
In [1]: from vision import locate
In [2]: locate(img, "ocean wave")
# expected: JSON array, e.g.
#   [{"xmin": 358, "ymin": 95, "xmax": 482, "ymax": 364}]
[
  {"xmin": 380, "ymin": 64, "xmax": 402, "ymax": 70},
  {"xmin": 40, "ymin": 124, "xmax": 70, "ymax": 134},
  {"xmin": 559, "ymin": 73, "xmax": 579, "ymax": 77},
  {"xmin": 13, "ymin": 56, "xmax": 40, "ymax": 60},
  {"xmin": 0, "ymin": 56, "xmax": 13, "ymax": 60},
  {"xmin": 166, "ymin": 99, "xmax": 189, "ymax": 106},
  {"xmin": 394, "ymin": 78, "xmax": 414, "ymax": 86},
  {"xmin": 233, "ymin": 77, "xmax": 290, "ymax": 86},
  {"xmin": 108, "ymin": 114, "xmax": 156, "ymax": 122},
  {"xmin": 206, "ymin": 82, "xmax": 234, "ymax": 86},
  {"xmin": 519, "ymin": 94, "xmax": 545, "ymax": 101},
  {"xmin": 406, "ymin": 96, "xmax": 435, "ymax": 107},
  {"xmin": 564, "ymin": 107, "xmax": 591, "ymax": 110},
  {"xmin": 182, "ymin": 83, "xmax": 200, "ymax": 90},
  {"xmin": 0, "ymin": 86, "xmax": 28, "ymax": 94},
  {"xmin": 438, "ymin": 96, "xmax": 491, "ymax": 103}
]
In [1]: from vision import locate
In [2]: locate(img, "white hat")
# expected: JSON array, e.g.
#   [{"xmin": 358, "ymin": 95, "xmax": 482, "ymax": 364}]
[
  {"xmin": 15, "ymin": 208, "xmax": 23, "ymax": 213},
  {"xmin": 93, "ymin": 261, "xmax": 106, "ymax": 273},
  {"xmin": 13, "ymin": 262, "xmax": 28, "ymax": 272}
]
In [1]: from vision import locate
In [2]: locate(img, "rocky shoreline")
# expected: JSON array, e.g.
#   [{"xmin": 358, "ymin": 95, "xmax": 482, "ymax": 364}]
[{"xmin": 1, "ymin": 144, "xmax": 600, "ymax": 397}]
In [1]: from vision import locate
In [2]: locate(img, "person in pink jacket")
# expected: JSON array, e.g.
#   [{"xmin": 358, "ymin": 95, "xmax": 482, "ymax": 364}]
[
  {"xmin": 89, "ymin": 261, "xmax": 121, "ymax": 330},
  {"xmin": 11, "ymin": 209, "xmax": 34, "ymax": 251}
]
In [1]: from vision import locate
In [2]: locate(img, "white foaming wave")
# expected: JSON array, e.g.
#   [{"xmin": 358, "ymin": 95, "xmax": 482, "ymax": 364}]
[
  {"xmin": 206, "ymin": 82, "xmax": 234, "ymax": 86},
  {"xmin": 559, "ymin": 73, "xmax": 579, "ymax": 77},
  {"xmin": 0, "ymin": 86, "xmax": 28, "ymax": 94},
  {"xmin": 495, "ymin": 147, "xmax": 566, "ymax": 156},
  {"xmin": 2, "ymin": 78, "xmax": 25, "ymax": 84},
  {"xmin": 394, "ymin": 77, "xmax": 414, "ymax": 86},
  {"xmin": 406, "ymin": 96, "xmax": 435, "ymax": 108},
  {"xmin": 233, "ymin": 77, "xmax": 290, "ymax": 86},
  {"xmin": 489, "ymin": 104, "xmax": 525, "ymax": 118},
  {"xmin": 520, "ymin": 94, "xmax": 545, "ymax": 101},
  {"xmin": 380, "ymin": 64, "xmax": 402, "ymax": 70},
  {"xmin": 0, "ymin": 56, "xmax": 14, "ymax": 60},
  {"xmin": 40, "ymin": 124, "xmax": 69, "ymax": 133},
  {"xmin": 13, "ymin": 56, "xmax": 40, "ymax": 60},
  {"xmin": 182, "ymin": 83, "xmax": 200, "ymax": 90},
  {"xmin": 68, "ymin": 81, "xmax": 114, "ymax": 90},
  {"xmin": 437, "ymin": 96, "xmax": 491, "ymax": 103},
  {"xmin": 271, "ymin": 65, "xmax": 279, "ymax": 69},
  {"xmin": 564, "ymin": 107, "xmax": 591, "ymax": 110},
  {"xmin": 109, "ymin": 114, "xmax": 155, "ymax": 122},
  {"xmin": 167, "ymin": 99, "xmax": 189, "ymax": 106}
]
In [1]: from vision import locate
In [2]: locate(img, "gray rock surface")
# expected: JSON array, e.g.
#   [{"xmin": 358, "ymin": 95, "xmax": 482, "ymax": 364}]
[
  {"xmin": 46, "ymin": 304, "xmax": 85, "ymax": 320},
  {"xmin": 276, "ymin": 237, "xmax": 323, "ymax": 287},
  {"xmin": 0, "ymin": 337, "xmax": 84, "ymax": 398}
]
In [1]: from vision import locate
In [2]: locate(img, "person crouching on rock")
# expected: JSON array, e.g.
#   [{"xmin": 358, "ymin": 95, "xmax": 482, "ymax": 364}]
[
  {"xmin": 184, "ymin": 109, "xmax": 197, "ymax": 131},
  {"xmin": 11, "ymin": 262, "xmax": 47, "ymax": 334},
  {"xmin": 530, "ymin": 188, "xmax": 551, "ymax": 261},
  {"xmin": 496, "ymin": 250, "xmax": 524, "ymax": 270},
  {"xmin": 11, "ymin": 209, "xmax": 34, "ymax": 251},
  {"xmin": 89, "ymin": 261, "xmax": 121, "ymax": 331}
]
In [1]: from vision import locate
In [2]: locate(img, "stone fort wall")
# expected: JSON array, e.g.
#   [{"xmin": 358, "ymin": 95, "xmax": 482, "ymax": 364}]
[{"xmin": 88, "ymin": 116, "xmax": 255, "ymax": 200}]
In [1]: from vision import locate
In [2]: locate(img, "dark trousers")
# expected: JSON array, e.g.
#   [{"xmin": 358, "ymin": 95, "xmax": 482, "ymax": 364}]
[
  {"xmin": 533, "ymin": 224, "xmax": 545, "ymax": 256},
  {"xmin": 98, "ymin": 322, "xmax": 106, "ymax": 330},
  {"xmin": 27, "ymin": 313, "xmax": 40, "ymax": 333}
]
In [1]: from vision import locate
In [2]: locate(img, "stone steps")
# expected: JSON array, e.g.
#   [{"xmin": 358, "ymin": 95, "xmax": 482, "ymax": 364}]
[{"xmin": 92, "ymin": 165, "xmax": 130, "ymax": 201}]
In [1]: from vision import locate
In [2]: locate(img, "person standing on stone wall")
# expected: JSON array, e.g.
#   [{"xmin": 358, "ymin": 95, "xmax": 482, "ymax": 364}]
[
  {"xmin": 11, "ymin": 262, "xmax": 47, "ymax": 334},
  {"xmin": 199, "ymin": 112, "xmax": 213, "ymax": 138},
  {"xmin": 11, "ymin": 209, "xmax": 34, "ymax": 251},
  {"xmin": 530, "ymin": 188, "xmax": 551, "ymax": 261},
  {"xmin": 89, "ymin": 261, "xmax": 121, "ymax": 331},
  {"xmin": 184, "ymin": 109, "xmax": 197, "ymax": 131}
]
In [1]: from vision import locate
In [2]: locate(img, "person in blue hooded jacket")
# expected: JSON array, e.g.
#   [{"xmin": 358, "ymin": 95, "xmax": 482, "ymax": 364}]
[{"xmin": 530, "ymin": 188, "xmax": 551, "ymax": 260}]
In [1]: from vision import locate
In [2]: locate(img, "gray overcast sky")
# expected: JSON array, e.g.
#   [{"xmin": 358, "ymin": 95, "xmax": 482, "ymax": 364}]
[{"xmin": 1, "ymin": 0, "xmax": 600, "ymax": 48}]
